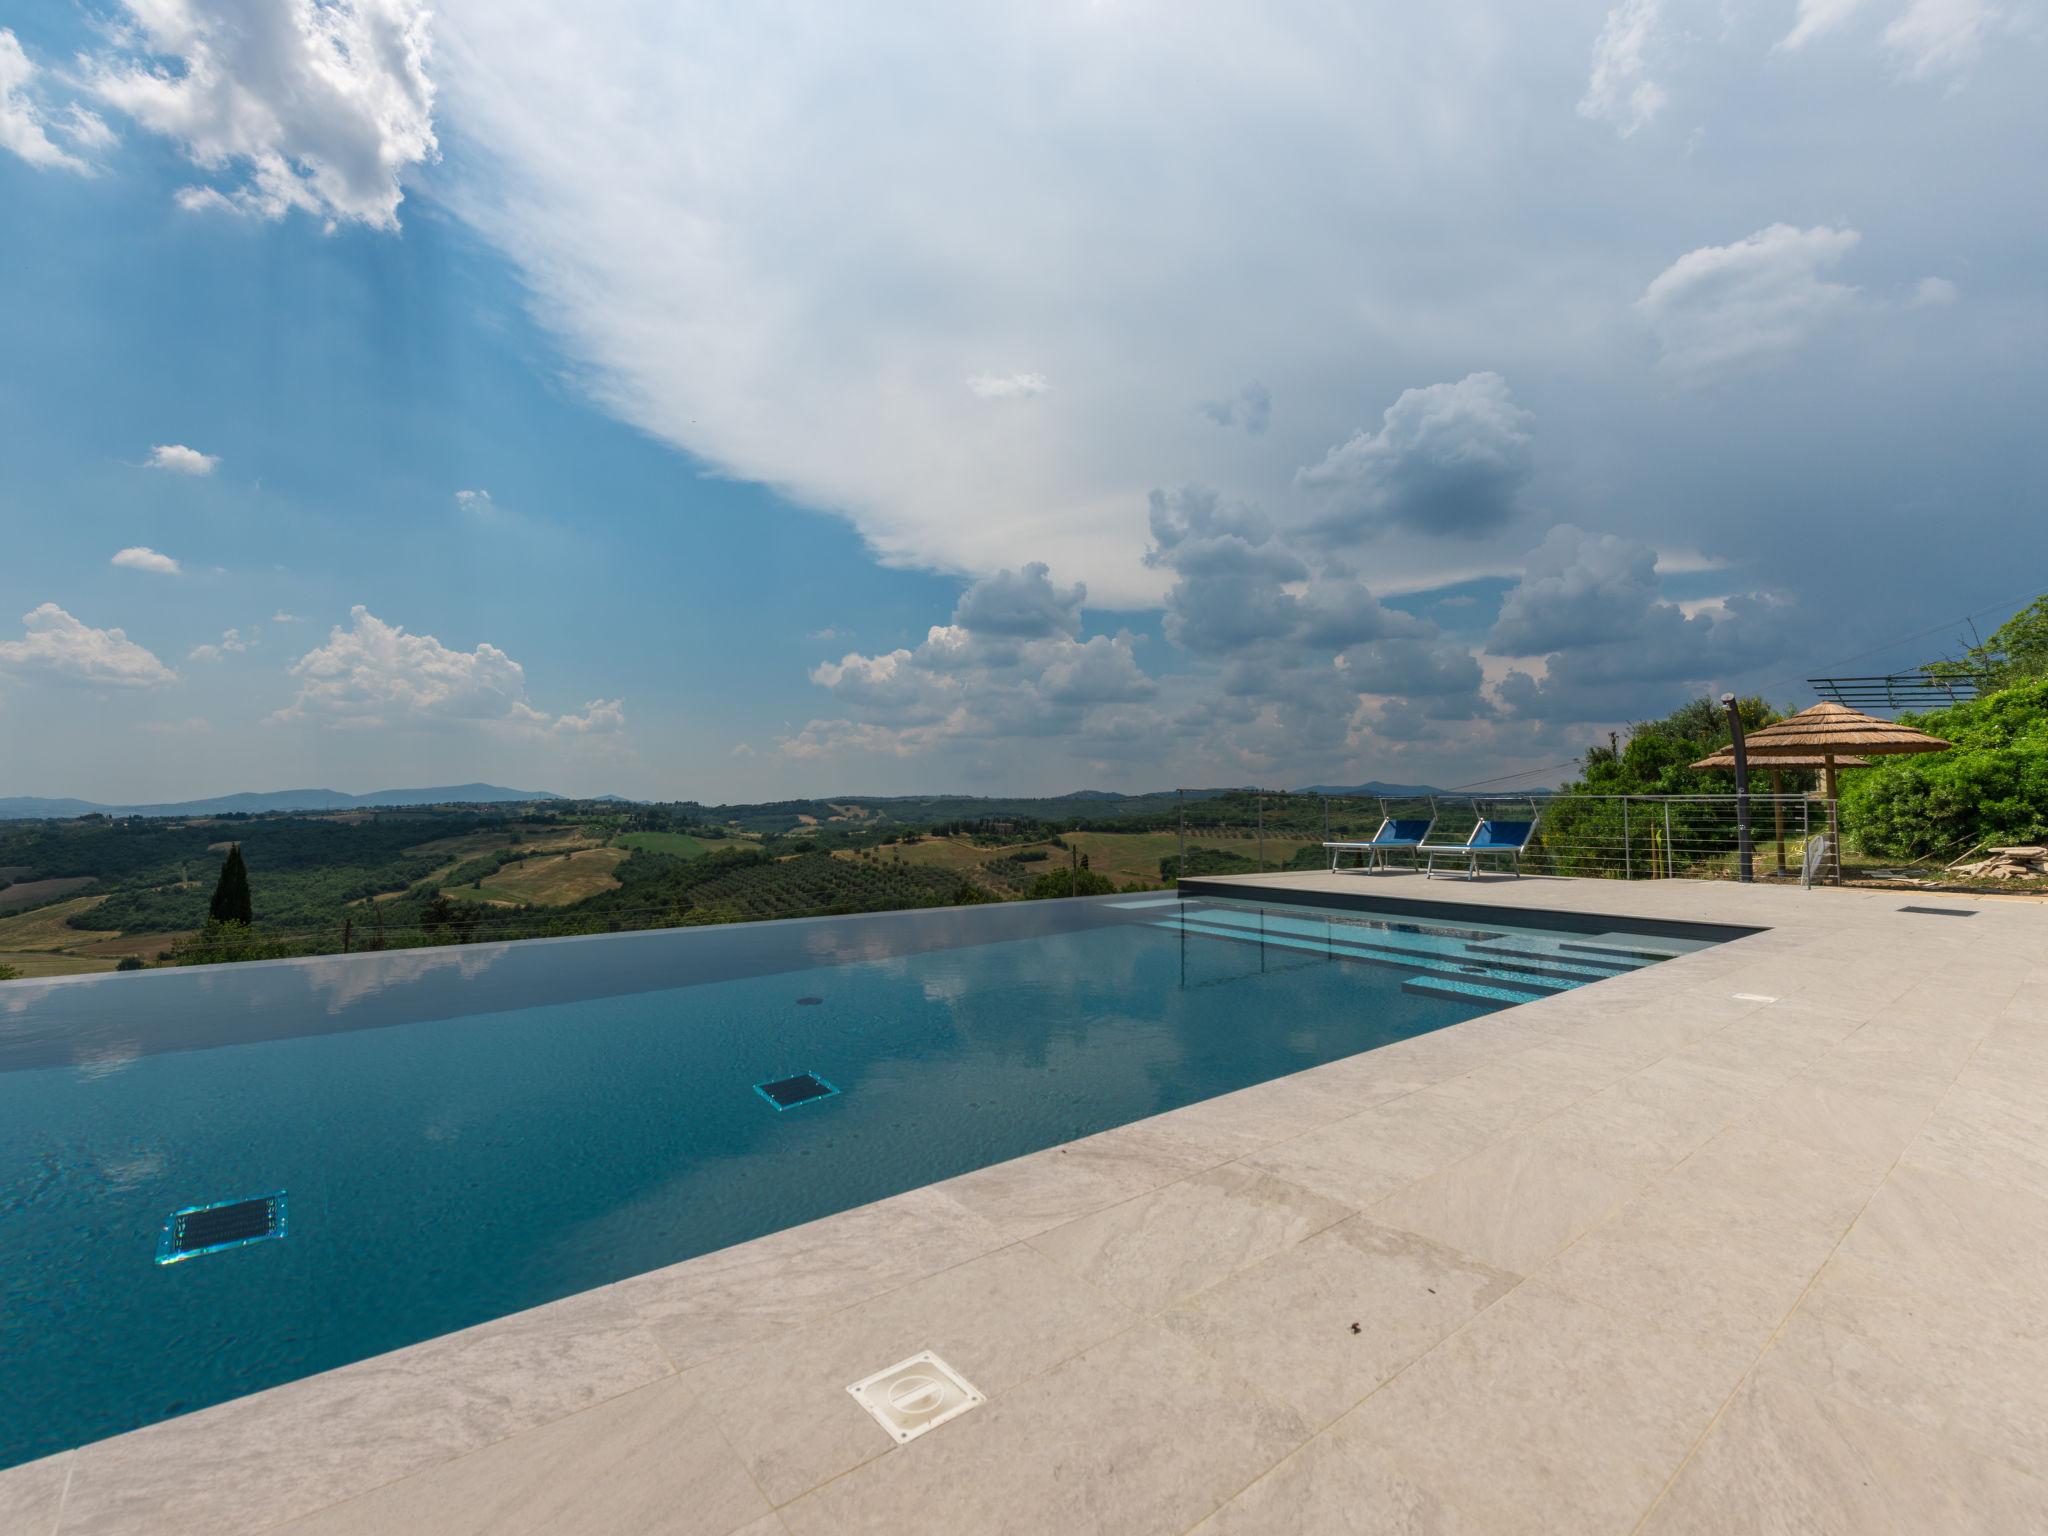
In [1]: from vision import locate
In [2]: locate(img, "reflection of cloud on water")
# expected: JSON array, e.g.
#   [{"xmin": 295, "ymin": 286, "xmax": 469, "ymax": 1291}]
[
  {"xmin": 306, "ymin": 945, "xmax": 504, "ymax": 1015},
  {"xmin": 1, "ymin": 979, "xmax": 84, "ymax": 1016},
  {"xmin": 73, "ymin": 1040, "xmax": 142, "ymax": 1080},
  {"xmin": 99, "ymin": 1149, "xmax": 165, "ymax": 1190}
]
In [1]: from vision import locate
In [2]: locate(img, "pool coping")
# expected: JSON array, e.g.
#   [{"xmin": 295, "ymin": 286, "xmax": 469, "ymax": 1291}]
[{"xmin": 6, "ymin": 872, "xmax": 2045, "ymax": 1535}]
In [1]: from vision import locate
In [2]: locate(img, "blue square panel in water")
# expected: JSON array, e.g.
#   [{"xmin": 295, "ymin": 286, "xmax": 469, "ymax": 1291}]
[
  {"xmin": 755, "ymin": 1072, "xmax": 839, "ymax": 1110},
  {"xmin": 156, "ymin": 1192, "xmax": 289, "ymax": 1265}
]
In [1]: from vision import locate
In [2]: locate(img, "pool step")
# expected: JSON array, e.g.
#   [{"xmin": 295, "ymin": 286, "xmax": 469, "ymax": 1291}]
[
  {"xmin": 1463, "ymin": 941, "xmax": 1636, "ymax": 977},
  {"xmin": 1165, "ymin": 911, "xmax": 1621, "ymax": 986},
  {"xmin": 1153, "ymin": 915, "xmax": 1581, "ymax": 996},
  {"xmin": 1177, "ymin": 907, "xmax": 1609, "ymax": 972},
  {"xmin": 1401, "ymin": 975, "xmax": 1552, "ymax": 1006},
  {"xmin": 1561, "ymin": 937, "xmax": 1685, "ymax": 963}
]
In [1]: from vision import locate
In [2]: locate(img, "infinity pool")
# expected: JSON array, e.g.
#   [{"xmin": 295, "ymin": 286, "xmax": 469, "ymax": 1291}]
[{"xmin": 0, "ymin": 890, "xmax": 1736, "ymax": 1467}]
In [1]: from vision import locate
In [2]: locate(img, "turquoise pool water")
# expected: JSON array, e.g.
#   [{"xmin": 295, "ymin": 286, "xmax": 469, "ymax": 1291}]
[{"xmin": 0, "ymin": 891, "xmax": 1733, "ymax": 1467}]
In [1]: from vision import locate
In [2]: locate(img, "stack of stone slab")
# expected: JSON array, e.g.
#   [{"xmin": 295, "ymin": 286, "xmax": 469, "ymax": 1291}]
[{"xmin": 1951, "ymin": 845, "xmax": 2048, "ymax": 879}]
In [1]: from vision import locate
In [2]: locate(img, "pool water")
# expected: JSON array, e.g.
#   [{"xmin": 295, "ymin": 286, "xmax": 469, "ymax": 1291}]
[{"xmin": 0, "ymin": 891, "xmax": 1730, "ymax": 1467}]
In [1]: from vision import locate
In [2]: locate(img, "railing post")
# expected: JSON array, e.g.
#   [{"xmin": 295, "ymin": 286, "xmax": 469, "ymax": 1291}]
[
  {"xmin": 1662, "ymin": 803, "xmax": 1674, "ymax": 879},
  {"xmin": 1623, "ymin": 799, "xmax": 1632, "ymax": 880},
  {"xmin": 1257, "ymin": 794, "xmax": 1265, "ymax": 872},
  {"xmin": 1177, "ymin": 789, "xmax": 1185, "ymax": 887}
]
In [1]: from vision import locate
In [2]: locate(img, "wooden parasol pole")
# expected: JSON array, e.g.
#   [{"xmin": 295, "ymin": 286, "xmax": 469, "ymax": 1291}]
[{"xmin": 1824, "ymin": 752, "xmax": 1841, "ymax": 884}]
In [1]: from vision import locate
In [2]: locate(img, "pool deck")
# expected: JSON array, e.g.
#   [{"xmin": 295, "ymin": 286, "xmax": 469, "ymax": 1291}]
[{"xmin": 8, "ymin": 872, "xmax": 2048, "ymax": 1534}]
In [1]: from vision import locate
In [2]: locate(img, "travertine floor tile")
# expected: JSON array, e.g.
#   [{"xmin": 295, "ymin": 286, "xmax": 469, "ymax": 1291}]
[
  {"xmin": 1333, "ymin": 1281, "xmax": 1740, "ymax": 1535},
  {"xmin": 1825, "ymin": 1162, "xmax": 2048, "ymax": 1301},
  {"xmin": 265, "ymin": 1377, "xmax": 769, "ymax": 1536},
  {"xmin": 1237, "ymin": 1095, "xmax": 1506, "ymax": 1210},
  {"xmin": 1189, "ymin": 1422, "xmax": 1486, "ymax": 1535},
  {"xmin": 59, "ymin": 1289, "xmax": 673, "ymax": 1536},
  {"xmin": 618, "ymin": 1186, "xmax": 1014, "ymax": 1365},
  {"xmin": 778, "ymin": 1322, "xmax": 1313, "ymax": 1536},
  {"xmin": 0, "ymin": 1452, "xmax": 70, "ymax": 1536},
  {"xmin": 1160, "ymin": 1217, "xmax": 1516, "ymax": 1428},
  {"xmin": 1027, "ymin": 1165, "xmax": 1351, "ymax": 1312},
  {"xmin": 1759, "ymin": 1265, "xmax": 2048, "ymax": 1476},
  {"xmin": 1737, "ymin": 1075, "xmax": 1938, "ymax": 1175},
  {"xmin": 933, "ymin": 1124, "xmax": 1215, "ymax": 1241},
  {"xmin": 681, "ymin": 1244, "xmax": 1133, "ymax": 1505},
  {"xmin": 1367, "ymin": 1130, "xmax": 1644, "ymax": 1274},
  {"xmin": 1901, "ymin": 1084, "xmax": 2048, "ymax": 1198},
  {"xmin": 1640, "ymin": 1372, "xmax": 2048, "ymax": 1536}
]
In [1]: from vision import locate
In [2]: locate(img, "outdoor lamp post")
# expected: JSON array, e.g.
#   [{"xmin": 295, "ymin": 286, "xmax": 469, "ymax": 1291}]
[{"xmin": 1722, "ymin": 692, "xmax": 1754, "ymax": 883}]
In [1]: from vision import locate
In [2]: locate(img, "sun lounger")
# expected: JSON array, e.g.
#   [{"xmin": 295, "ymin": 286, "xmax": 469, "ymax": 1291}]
[
  {"xmin": 1420, "ymin": 804, "xmax": 1540, "ymax": 879},
  {"xmin": 1324, "ymin": 802, "xmax": 1436, "ymax": 872}
]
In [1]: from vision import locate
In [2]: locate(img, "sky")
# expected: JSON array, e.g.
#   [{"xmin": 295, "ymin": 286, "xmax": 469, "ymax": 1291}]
[{"xmin": 1, "ymin": 0, "xmax": 2042, "ymax": 805}]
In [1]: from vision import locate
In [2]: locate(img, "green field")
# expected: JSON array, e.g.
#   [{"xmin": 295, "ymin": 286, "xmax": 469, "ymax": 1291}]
[
  {"xmin": 615, "ymin": 830, "xmax": 730, "ymax": 859},
  {"xmin": 0, "ymin": 875, "xmax": 96, "ymax": 910},
  {"xmin": 456, "ymin": 846, "xmax": 629, "ymax": 906},
  {"xmin": 0, "ymin": 950, "xmax": 115, "ymax": 978}
]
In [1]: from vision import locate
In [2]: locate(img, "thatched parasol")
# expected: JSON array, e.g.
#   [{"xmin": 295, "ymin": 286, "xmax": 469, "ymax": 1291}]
[
  {"xmin": 1735, "ymin": 701, "xmax": 1950, "ymax": 797},
  {"xmin": 1726, "ymin": 702, "xmax": 1952, "ymax": 882},
  {"xmin": 1690, "ymin": 748, "xmax": 1871, "ymax": 874}
]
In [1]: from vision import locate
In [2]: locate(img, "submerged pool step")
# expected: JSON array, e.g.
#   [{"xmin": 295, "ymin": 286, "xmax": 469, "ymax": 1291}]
[
  {"xmin": 1153, "ymin": 915, "xmax": 1581, "ymax": 996},
  {"xmin": 1176, "ymin": 907, "xmax": 1615, "ymax": 980},
  {"xmin": 1560, "ymin": 937, "xmax": 1686, "ymax": 963},
  {"xmin": 1401, "ymin": 974, "xmax": 1551, "ymax": 1005},
  {"xmin": 1462, "ymin": 941, "xmax": 1638, "ymax": 977}
]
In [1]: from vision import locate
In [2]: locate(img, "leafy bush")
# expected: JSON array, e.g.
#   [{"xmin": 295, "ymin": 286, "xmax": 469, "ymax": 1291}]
[
  {"xmin": 1158, "ymin": 846, "xmax": 1258, "ymax": 881},
  {"xmin": 1841, "ymin": 678, "xmax": 2048, "ymax": 859},
  {"xmin": 0, "ymin": 963, "xmax": 20, "ymax": 981},
  {"xmin": 1024, "ymin": 867, "xmax": 1118, "ymax": 899}
]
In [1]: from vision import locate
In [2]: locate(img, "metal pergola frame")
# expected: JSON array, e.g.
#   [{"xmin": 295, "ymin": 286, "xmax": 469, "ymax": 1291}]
[{"xmin": 1806, "ymin": 672, "xmax": 1986, "ymax": 712}]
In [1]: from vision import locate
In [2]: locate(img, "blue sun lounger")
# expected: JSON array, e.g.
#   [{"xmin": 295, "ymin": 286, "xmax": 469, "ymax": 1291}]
[
  {"xmin": 1421, "ymin": 803, "xmax": 1541, "ymax": 879},
  {"xmin": 1324, "ymin": 800, "xmax": 1437, "ymax": 872}
]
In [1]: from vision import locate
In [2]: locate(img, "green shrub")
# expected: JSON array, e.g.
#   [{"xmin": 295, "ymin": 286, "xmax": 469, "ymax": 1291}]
[{"xmin": 1841, "ymin": 678, "xmax": 2048, "ymax": 859}]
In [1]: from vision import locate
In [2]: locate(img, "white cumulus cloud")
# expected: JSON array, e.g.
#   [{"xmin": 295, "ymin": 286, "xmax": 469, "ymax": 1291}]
[
  {"xmin": 278, "ymin": 606, "xmax": 621, "ymax": 735},
  {"xmin": 111, "ymin": 546, "xmax": 181, "ymax": 575},
  {"xmin": 84, "ymin": 0, "xmax": 437, "ymax": 230},
  {"xmin": 187, "ymin": 627, "xmax": 251, "ymax": 662},
  {"xmin": 0, "ymin": 603, "xmax": 177, "ymax": 687},
  {"xmin": 1909, "ymin": 275, "xmax": 1960, "ymax": 307},
  {"xmin": 966, "ymin": 373, "xmax": 1051, "ymax": 400},
  {"xmin": 1297, "ymin": 373, "xmax": 1536, "ymax": 541},
  {"xmin": 1578, "ymin": 1, "xmax": 1669, "ymax": 137},
  {"xmin": 1883, "ymin": 0, "xmax": 2000, "ymax": 78},
  {"xmin": 1637, "ymin": 224, "xmax": 1862, "ymax": 376},
  {"xmin": 1, "ymin": 28, "xmax": 96, "ymax": 172},
  {"xmin": 145, "ymin": 443, "xmax": 219, "ymax": 475}
]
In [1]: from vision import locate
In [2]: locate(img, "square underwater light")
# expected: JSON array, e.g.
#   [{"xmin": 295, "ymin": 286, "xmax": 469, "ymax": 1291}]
[
  {"xmin": 754, "ymin": 1072, "xmax": 839, "ymax": 1110},
  {"xmin": 156, "ymin": 1192, "xmax": 288, "ymax": 1264}
]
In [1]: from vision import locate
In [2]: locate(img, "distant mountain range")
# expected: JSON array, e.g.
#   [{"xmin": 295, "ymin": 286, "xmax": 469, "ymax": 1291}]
[
  {"xmin": 0, "ymin": 784, "xmax": 572, "ymax": 820},
  {"xmin": 1294, "ymin": 781, "xmax": 1454, "ymax": 798},
  {"xmin": 0, "ymin": 778, "xmax": 1477, "ymax": 824}
]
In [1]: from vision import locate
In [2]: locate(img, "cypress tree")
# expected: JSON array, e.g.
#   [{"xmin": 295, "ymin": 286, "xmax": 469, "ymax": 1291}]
[{"xmin": 209, "ymin": 844, "xmax": 253, "ymax": 925}]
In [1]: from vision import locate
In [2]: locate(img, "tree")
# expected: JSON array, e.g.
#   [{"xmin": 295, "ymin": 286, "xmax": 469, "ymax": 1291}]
[
  {"xmin": 1928, "ymin": 595, "xmax": 2048, "ymax": 691},
  {"xmin": 208, "ymin": 844, "xmax": 253, "ymax": 924}
]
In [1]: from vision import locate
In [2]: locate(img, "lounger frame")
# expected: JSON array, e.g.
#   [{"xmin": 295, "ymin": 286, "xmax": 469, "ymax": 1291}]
[
  {"xmin": 1323, "ymin": 799, "xmax": 1437, "ymax": 873},
  {"xmin": 1419, "ymin": 799, "xmax": 1542, "ymax": 880}
]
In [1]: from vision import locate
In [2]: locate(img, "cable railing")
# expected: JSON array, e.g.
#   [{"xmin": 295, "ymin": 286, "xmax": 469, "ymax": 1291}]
[{"xmin": 1171, "ymin": 790, "xmax": 1828, "ymax": 887}]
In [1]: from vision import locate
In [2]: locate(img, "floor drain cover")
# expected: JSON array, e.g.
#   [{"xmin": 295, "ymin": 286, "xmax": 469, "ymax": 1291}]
[
  {"xmin": 156, "ymin": 1192, "xmax": 288, "ymax": 1265},
  {"xmin": 1898, "ymin": 906, "xmax": 1976, "ymax": 918},
  {"xmin": 847, "ymin": 1351, "xmax": 983, "ymax": 1443},
  {"xmin": 796, "ymin": 996, "xmax": 824, "ymax": 1005},
  {"xmin": 755, "ymin": 1072, "xmax": 838, "ymax": 1110}
]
